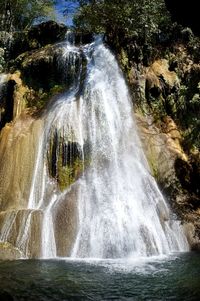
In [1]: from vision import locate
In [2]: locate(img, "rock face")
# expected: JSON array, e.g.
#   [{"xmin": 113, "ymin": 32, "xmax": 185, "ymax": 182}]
[
  {"xmin": 0, "ymin": 23, "xmax": 88, "ymax": 133},
  {"xmin": 14, "ymin": 44, "xmax": 64, "ymax": 91},
  {"xmin": 0, "ymin": 31, "xmax": 89, "ymax": 258},
  {"xmin": 48, "ymin": 133, "xmax": 85, "ymax": 191},
  {"xmin": 13, "ymin": 43, "xmax": 85, "ymax": 92},
  {"xmin": 7, "ymin": 21, "xmax": 68, "ymax": 60},
  {"xmin": 0, "ymin": 242, "xmax": 22, "ymax": 260},
  {"xmin": 0, "ymin": 117, "xmax": 43, "ymax": 211},
  {"xmin": 28, "ymin": 21, "xmax": 67, "ymax": 47},
  {"xmin": 53, "ymin": 185, "xmax": 79, "ymax": 257},
  {"xmin": 0, "ymin": 18, "xmax": 199, "ymax": 257},
  {"xmin": 0, "ymin": 112, "xmax": 83, "ymax": 259},
  {"xmin": 118, "ymin": 33, "xmax": 200, "ymax": 246},
  {"xmin": 136, "ymin": 113, "xmax": 200, "ymax": 248}
]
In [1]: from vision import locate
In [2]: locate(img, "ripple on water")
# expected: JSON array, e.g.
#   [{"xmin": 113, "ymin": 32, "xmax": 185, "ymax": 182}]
[{"xmin": 0, "ymin": 252, "xmax": 200, "ymax": 301}]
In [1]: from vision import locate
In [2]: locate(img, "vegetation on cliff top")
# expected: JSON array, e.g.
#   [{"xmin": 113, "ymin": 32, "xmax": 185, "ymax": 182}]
[
  {"xmin": 0, "ymin": 0, "xmax": 55, "ymax": 31},
  {"xmin": 71, "ymin": 0, "xmax": 170, "ymax": 46}
]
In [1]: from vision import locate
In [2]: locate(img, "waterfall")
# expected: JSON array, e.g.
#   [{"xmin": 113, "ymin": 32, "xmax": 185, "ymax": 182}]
[
  {"xmin": 0, "ymin": 38, "xmax": 189, "ymax": 259},
  {"xmin": 0, "ymin": 74, "xmax": 7, "ymax": 87}
]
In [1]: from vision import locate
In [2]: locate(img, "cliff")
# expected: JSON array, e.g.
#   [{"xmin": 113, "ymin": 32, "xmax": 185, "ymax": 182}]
[
  {"xmin": 109, "ymin": 24, "xmax": 200, "ymax": 248},
  {"xmin": 0, "ymin": 20, "xmax": 199, "ymax": 258}
]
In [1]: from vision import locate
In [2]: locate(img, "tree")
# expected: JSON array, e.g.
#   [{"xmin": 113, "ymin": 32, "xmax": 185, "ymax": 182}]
[
  {"xmin": 0, "ymin": 0, "xmax": 55, "ymax": 32},
  {"xmin": 71, "ymin": 0, "xmax": 170, "ymax": 41}
]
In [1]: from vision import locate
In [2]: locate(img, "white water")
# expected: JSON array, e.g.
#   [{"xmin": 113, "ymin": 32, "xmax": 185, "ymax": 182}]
[
  {"xmin": 67, "ymin": 38, "xmax": 189, "ymax": 258},
  {"xmin": 0, "ymin": 38, "xmax": 189, "ymax": 258}
]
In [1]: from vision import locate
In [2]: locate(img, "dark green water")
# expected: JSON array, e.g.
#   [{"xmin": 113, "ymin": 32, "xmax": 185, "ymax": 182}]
[{"xmin": 0, "ymin": 252, "xmax": 200, "ymax": 301}]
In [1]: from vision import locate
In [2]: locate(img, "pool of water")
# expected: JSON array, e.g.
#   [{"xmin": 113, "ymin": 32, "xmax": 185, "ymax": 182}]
[{"xmin": 0, "ymin": 252, "xmax": 199, "ymax": 301}]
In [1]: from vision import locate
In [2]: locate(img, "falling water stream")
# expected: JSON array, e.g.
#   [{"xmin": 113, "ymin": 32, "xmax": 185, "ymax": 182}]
[{"xmin": 0, "ymin": 37, "xmax": 189, "ymax": 260}]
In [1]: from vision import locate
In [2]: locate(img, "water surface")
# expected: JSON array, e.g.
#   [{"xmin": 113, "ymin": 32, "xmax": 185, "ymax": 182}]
[{"xmin": 0, "ymin": 252, "xmax": 199, "ymax": 300}]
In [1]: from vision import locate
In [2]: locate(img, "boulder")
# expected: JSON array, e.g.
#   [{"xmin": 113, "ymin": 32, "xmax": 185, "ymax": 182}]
[
  {"xmin": 12, "ymin": 43, "xmax": 86, "ymax": 92},
  {"xmin": 13, "ymin": 44, "xmax": 62, "ymax": 91},
  {"xmin": 28, "ymin": 21, "xmax": 67, "ymax": 47},
  {"xmin": 7, "ymin": 21, "xmax": 68, "ymax": 60}
]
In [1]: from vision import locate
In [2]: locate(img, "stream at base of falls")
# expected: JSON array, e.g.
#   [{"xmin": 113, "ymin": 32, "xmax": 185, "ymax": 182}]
[
  {"xmin": 0, "ymin": 34, "xmax": 197, "ymax": 301},
  {"xmin": 0, "ymin": 252, "xmax": 200, "ymax": 301}
]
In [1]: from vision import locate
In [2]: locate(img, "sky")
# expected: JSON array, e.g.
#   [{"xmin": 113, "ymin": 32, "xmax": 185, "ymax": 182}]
[{"xmin": 54, "ymin": 0, "xmax": 79, "ymax": 26}]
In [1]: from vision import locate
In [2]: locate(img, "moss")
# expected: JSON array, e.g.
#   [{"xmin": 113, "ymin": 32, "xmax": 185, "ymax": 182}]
[
  {"xmin": 57, "ymin": 157, "xmax": 86, "ymax": 191},
  {"xmin": 0, "ymin": 242, "xmax": 22, "ymax": 260},
  {"xmin": 120, "ymin": 49, "xmax": 129, "ymax": 68},
  {"xmin": 25, "ymin": 84, "xmax": 64, "ymax": 111},
  {"xmin": 0, "ymin": 242, "xmax": 10, "ymax": 249},
  {"xmin": 147, "ymin": 153, "xmax": 159, "ymax": 181},
  {"xmin": 57, "ymin": 155, "xmax": 91, "ymax": 192},
  {"xmin": 47, "ymin": 131, "xmax": 90, "ymax": 191}
]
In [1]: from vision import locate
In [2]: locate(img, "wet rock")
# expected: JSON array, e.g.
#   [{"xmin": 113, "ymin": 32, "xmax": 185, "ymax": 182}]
[
  {"xmin": 0, "ymin": 48, "xmax": 5, "ymax": 72},
  {"xmin": 53, "ymin": 185, "xmax": 79, "ymax": 257},
  {"xmin": 0, "ymin": 242, "xmax": 22, "ymax": 260},
  {"xmin": 11, "ymin": 42, "xmax": 86, "ymax": 94},
  {"xmin": 0, "ymin": 117, "xmax": 44, "ymax": 212},
  {"xmin": 47, "ymin": 130, "xmax": 85, "ymax": 191},
  {"xmin": 4, "ymin": 22, "xmax": 93, "ymax": 64},
  {"xmin": 70, "ymin": 32, "xmax": 94, "ymax": 45},
  {"xmin": 0, "ymin": 209, "xmax": 43, "ymax": 259},
  {"xmin": 136, "ymin": 112, "xmax": 200, "ymax": 246},
  {"xmin": 12, "ymin": 44, "xmax": 62, "ymax": 91}
]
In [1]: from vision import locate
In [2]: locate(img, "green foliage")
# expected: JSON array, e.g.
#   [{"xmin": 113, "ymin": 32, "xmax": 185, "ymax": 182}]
[
  {"xmin": 57, "ymin": 157, "xmax": 86, "ymax": 191},
  {"xmin": 0, "ymin": 0, "xmax": 55, "ymax": 31},
  {"xmin": 0, "ymin": 47, "xmax": 5, "ymax": 71},
  {"xmin": 47, "ymin": 132, "xmax": 90, "ymax": 191},
  {"xmin": 72, "ymin": 0, "xmax": 170, "ymax": 42},
  {"xmin": 178, "ymin": 84, "xmax": 200, "ymax": 150},
  {"xmin": 25, "ymin": 85, "xmax": 64, "ymax": 111}
]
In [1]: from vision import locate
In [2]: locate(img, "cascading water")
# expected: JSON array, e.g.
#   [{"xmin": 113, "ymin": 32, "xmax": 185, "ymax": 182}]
[
  {"xmin": 67, "ymin": 38, "xmax": 189, "ymax": 258},
  {"xmin": 0, "ymin": 37, "xmax": 189, "ymax": 259}
]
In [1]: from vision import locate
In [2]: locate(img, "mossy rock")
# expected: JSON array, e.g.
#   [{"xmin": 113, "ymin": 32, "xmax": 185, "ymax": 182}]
[
  {"xmin": 25, "ymin": 84, "xmax": 64, "ymax": 111},
  {"xmin": 12, "ymin": 43, "xmax": 87, "ymax": 94},
  {"xmin": 47, "ymin": 131, "xmax": 90, "ymax": 191},
  {"xmin": 57, "ymin": 157, "xmax": 85, "ymax": 191},
  {"xmin": 0, "ymin": 242, "xmax": 22, "ymax": 260}
]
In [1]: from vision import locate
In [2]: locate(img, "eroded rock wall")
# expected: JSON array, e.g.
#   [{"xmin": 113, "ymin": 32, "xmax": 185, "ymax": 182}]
[{"xmin": 120, "ymin": 41, "xmax": 200, "ymax": 247}]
